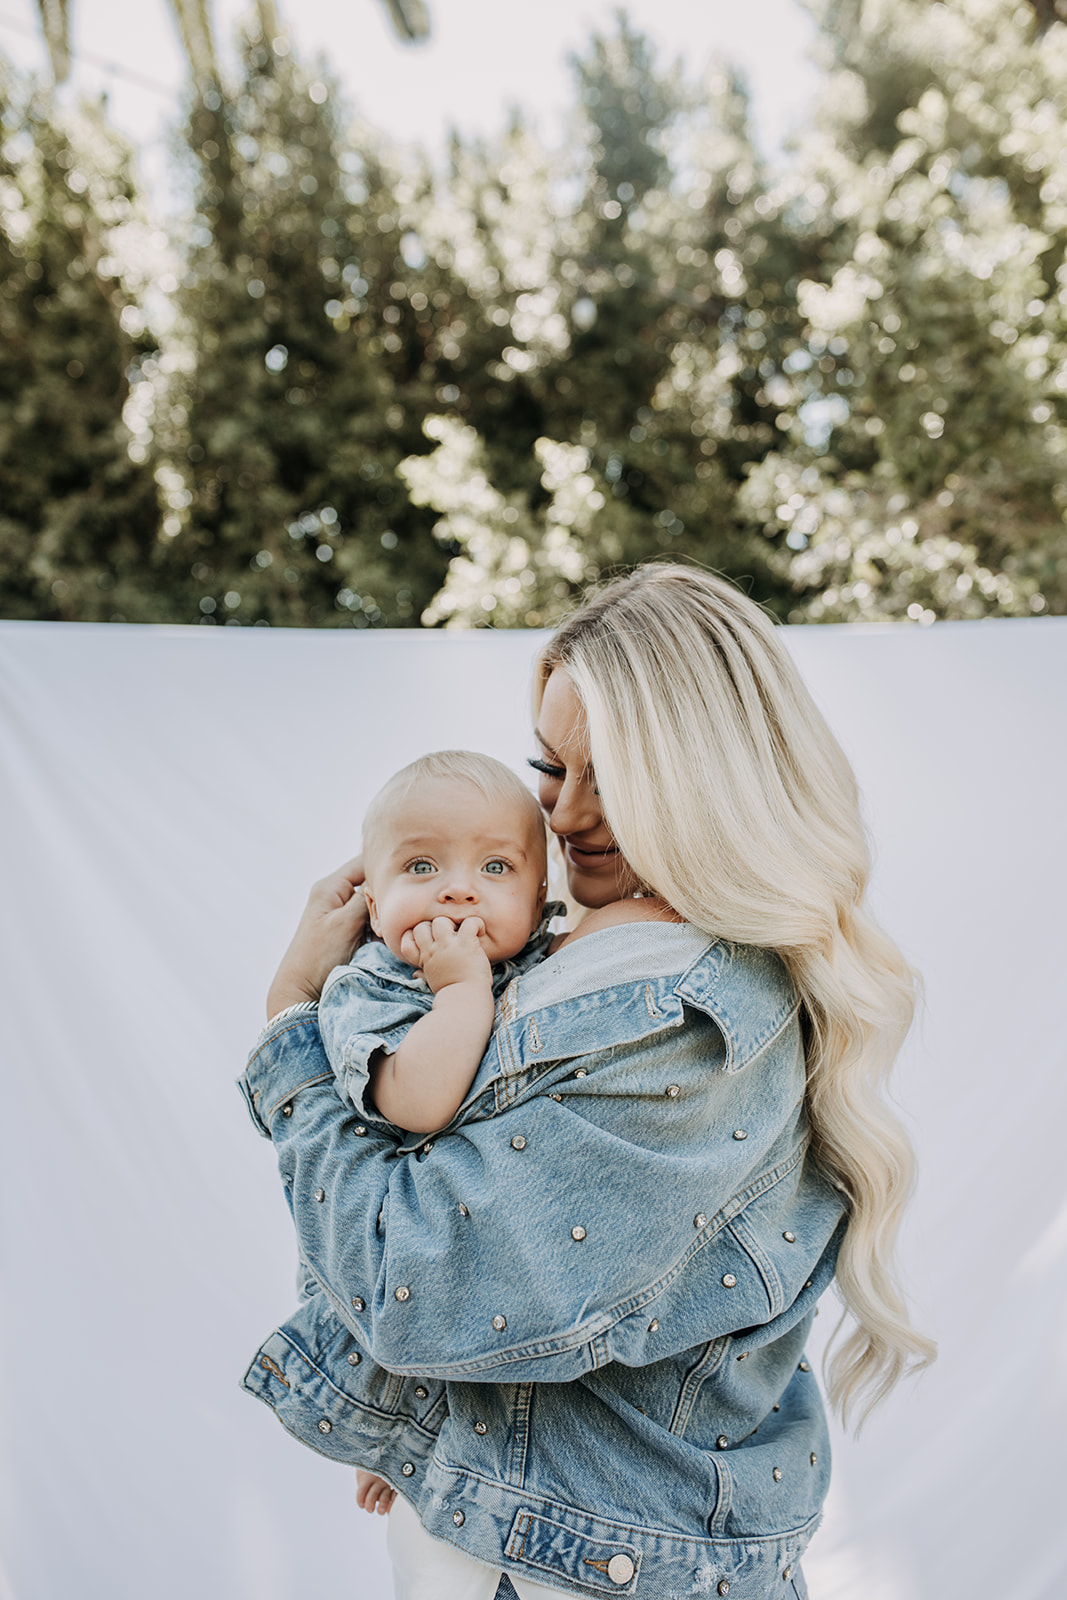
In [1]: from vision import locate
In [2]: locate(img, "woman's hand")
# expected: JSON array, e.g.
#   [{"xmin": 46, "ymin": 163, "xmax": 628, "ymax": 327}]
[{"xmin": 266, "ymin": 857, "xmax": 369, "ymax": 1020}]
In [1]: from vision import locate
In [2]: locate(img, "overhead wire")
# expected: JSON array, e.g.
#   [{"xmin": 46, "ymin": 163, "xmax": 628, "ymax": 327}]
[{"xmin": 0, "ymin": 12, "xmax": 178, "ymax": 96}]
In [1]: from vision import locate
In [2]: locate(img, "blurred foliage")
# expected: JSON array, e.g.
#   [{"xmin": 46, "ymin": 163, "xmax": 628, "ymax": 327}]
[
  {"xmin": 0, "ymin": 66, "xmax": 164, "ymax": 620},
  {"xmin": 2, "ymin": 0, "xmax": 1067, "ymax": 627},
  {"xmin": 30, "ymin": 0, "xmax": 429, "ymax": 86},
  {"xmin": 158, "ymin": 40, "xmax": 449, "ymax": 626}
]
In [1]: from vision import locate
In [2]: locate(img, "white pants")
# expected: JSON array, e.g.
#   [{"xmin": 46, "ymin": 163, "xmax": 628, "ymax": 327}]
[{"xmin": 386, "ymin": 1493, "xmax": 578, "ymax": 1600}]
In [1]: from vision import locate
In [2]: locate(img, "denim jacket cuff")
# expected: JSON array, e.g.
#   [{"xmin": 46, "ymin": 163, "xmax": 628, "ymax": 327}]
[{"xmin": 238, "ymin": 1008, "xmax": 332, "ymax": 1138}]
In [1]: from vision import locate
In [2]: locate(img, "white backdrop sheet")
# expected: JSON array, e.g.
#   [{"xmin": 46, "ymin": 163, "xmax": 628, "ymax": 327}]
[{"xmin": 1, "ymin": 617, "xmax": 1065, "ymax": 1600}]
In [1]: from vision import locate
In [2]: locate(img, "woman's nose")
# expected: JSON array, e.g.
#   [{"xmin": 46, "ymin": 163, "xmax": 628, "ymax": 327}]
[{"xmin": 546, "ymin": 776, "xmax": 602, "ymax": 836}]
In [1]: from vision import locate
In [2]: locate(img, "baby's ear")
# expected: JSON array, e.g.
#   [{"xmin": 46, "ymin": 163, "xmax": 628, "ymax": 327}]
[
  {"xmin": 535, "ymin": 880, "xmax": 547, "ymax": 920},
  {"xmin": 364, "ymin": 889, "xmax": 381, "ymax": 935}
]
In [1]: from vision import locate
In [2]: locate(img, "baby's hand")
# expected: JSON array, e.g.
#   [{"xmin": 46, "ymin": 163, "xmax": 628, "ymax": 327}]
[
  {"xmin": 400, "ymin": 915, "xmax": 492, "ymax": 992},
  {"xmin": 356, "ymin": 1469, "xmax": 396, "ymax": 1514}
]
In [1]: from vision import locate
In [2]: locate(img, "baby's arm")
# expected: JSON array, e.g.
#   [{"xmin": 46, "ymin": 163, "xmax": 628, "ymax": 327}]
[{"xmin": 369, "ymin": 916, "xmax": 494, "ymax": 1134}]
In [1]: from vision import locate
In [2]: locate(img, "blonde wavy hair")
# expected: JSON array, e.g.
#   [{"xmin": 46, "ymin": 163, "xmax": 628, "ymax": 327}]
[{"xmin": 536, "ymin": 563, "xmax": 935, "ymax": 1427}]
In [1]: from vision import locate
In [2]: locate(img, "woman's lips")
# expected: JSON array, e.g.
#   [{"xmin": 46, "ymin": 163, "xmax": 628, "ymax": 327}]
[{"xmin": 563, "ymin": 839, "xmax": 620, "ymax": 869}]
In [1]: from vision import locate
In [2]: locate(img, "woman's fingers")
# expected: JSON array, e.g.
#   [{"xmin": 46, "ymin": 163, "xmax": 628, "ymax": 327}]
[
  {"xmin": 310, "ymin": 855, "xmax": 366, "ymax": 910},
  {"xmin": 265, "ymin": 859, "xmax": 371, "ymax": 1018}
]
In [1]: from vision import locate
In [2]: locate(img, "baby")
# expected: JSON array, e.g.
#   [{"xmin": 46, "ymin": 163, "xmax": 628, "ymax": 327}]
[{"xmin": 316, "ymin": 750, "xmax": 558, "ymax": 1514}]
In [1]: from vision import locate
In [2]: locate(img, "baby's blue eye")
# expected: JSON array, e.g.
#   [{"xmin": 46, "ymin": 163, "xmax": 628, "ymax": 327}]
[
  {"xmin": 408, "ymin": 860, "xmax": 435, "ymax": 875},
  {"xmin": 484, "ymin": 859, "xmax": 508, "ymax": 875}
]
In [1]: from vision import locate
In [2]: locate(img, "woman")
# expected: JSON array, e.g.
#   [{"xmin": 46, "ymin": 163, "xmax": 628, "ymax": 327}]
[{"xmin": 240, "ymin": 564, "xmax": 934, "ymax": 1600}]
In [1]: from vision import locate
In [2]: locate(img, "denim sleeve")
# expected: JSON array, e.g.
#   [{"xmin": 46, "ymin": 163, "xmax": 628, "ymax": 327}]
[
  {"xmin": 318, "ymin": 965, "xmax": 429, "ymax": 1130},
  {"xmin": 238, "ymin": 991, "xmax": 844, "ymax": 1384}
]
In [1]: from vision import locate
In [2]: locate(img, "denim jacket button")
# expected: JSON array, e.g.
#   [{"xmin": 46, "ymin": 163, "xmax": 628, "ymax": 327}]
[
  {"xmin": 353, "ymin": 1124, "xmax": 368, "ymax": 1136},
  {"xmin": 716, "ymin": 1435, "xmax": 729, "ymax": 1449},
  {"xmin": 511, "ymin": 1135, "xmax": 527, "ymax": 1150},
  {"xmin": 452, "ymin": 1510, "xmax": 465, "ymax": 1526},
  {"xmin": 415, "ymin": 1386, "xmax": 428, "ymax": 1399},
  {"xmin": 694, "ymin": 1214, "xmax": 707, "ymax": 1229},
  {"xmin": 732, "ymin": 1129, "xmax": 747, "ymax": 1140},
  {"xmin": 474, "ymin": 1420, "xmax": 488, "ymax": 1434},
  {"xmin": 492, "ymin": 1314, "xmax": 507, "ymax": 1331},
  {"xmin": 401, "ymin": 1462, "xmax": 415, "ymax": 1476},
  {"xmin": 773, "ymin": 1467, "xmax": 783, "ymax": 1482},
  {"xmin": 395, "ymin": 1286, "xmax": 411, "ymax": 1302},
  {"xmin": 458, "ymin": 1202, "xmax": 469, "ymax": 1217},
  {"xmin": 347, "ymin": 1351, "xmax": 361, "ymax": 1366},
  {"xmin": 783, "ymin": 1567, "xmax": 793, "ymax": 1581},
  {"xmin": 422, "ymin": 1141, "xmax": 434, "ymax": 1154},
  {"xmin": 281, "ymin": 1104, "xmax": 293, "ymax": 1117},
  {"xmin": 607, "ymin": 1554, "xmax": 635, "ymax": 1584},
  {"xmin": 573, "ymin": 1068, "xmax": 587, "ymax": 1078},
  {"xmin": 721, "ymin": 1274, "xmax": 737, "ymax": 1287},
  {"xmin": 783, "ymin": 1231, "xmax": 796, "ymax": 1243},
  {"xmin": 798, "ymin": 1360, "xmax": 810, "ymax": 1372},
  {"xmin": 666, "ymin": 1084, "xmax": 680, "ymax": 1098},
  {"xmin": 571, "ymin": 1225, "xmax": 587, "ymax": 1241},
  {"xmin": 718, "ymin": 1583, "xmax": 730, "ymax": 1597},
  {"xmin": 351, "ymin": 1297, "xmax": 365, "ymax": 1312},
  {"xmin": 810, "ymin": 1452, "xmax": 818, "ymax": 1465},
  {"xmin": 314, "ymin": 1188, "xmax": 325, "ymax": 1202},
  {"xmin": 318, "ymin": 1419, "xmax": 332, "ymax": 1434},
  {"xmin": 648, "ymin": 1318, "xmax": 659, "ymax": 1332}
]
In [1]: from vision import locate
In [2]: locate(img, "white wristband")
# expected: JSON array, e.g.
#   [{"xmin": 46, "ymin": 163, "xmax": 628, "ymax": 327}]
[{"xmin": 264, "ymin": 999, "xmax": 319, "ymax": 1028}]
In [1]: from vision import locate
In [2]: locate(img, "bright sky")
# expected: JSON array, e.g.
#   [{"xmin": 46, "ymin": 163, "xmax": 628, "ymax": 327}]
[{"xmin": 1, "ymin": 0, "xmax": 823, "ymax": 173}]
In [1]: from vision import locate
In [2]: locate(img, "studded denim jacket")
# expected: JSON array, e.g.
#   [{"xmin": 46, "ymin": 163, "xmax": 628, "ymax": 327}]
[{"xmin": 239, "ymin": 923, "xmax": 847, "ymax": 1600}]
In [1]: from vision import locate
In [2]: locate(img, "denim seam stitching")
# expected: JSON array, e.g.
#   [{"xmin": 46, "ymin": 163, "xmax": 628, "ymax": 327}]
[
  {"xmin": 430, "ymin": 1461, "xmax": 823, "ymax": 1548},
  {"xmin": 265, "ymin": 1072, "xmax": 332, "ymax": 1124},
  {"xmin": 669, "ymin": 1335, "xmax": 730, "ymax": 1437}
]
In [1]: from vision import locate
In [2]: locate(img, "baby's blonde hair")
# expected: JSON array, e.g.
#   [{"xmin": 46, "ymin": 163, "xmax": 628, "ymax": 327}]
[
  {"xmin": 362, "ymin": 749, "xmax": 546, "ymax": 869},
  {"xmin": 537, "ymin": 562, "xmax": 935, "ymax": 1427}
]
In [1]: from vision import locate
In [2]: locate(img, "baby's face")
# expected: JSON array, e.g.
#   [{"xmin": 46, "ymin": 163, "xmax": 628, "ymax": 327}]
[{"xmin": 363, "ymin": 776, "xmax": 547, "ymax": 965}]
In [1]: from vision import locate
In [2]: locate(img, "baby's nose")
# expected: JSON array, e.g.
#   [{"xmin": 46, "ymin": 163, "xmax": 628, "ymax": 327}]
[{"xmin": 440, "ymin": 879, "xmax": 478, "ymax": 902}]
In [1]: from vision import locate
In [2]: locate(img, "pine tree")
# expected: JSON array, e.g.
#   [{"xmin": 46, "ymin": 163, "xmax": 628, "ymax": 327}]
[
  {"xmin": 0, "ymin": 68, "xmax": 162, "ymax": 622},
  {"xmin": 402, "ymin": 19, "xmax": 808, "ymax": 624},
  {"xmin": 164, "ymin": 32, "xmax": 448, "ymax": 627}
]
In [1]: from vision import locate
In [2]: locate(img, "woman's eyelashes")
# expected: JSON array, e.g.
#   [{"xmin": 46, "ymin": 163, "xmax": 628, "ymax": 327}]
[
  {"xmin": 528, "ymin": 754, "xmax": 599, "ymax": 796},
  {"xmin": 528, "ymin": 756, "xmax": 566, "ymax": 780}
]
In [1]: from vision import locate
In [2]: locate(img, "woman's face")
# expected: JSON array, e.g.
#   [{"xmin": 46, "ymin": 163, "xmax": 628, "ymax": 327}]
[{"xmin": 531, "ymin": 666, "xmax": 644, "ymax": 908}]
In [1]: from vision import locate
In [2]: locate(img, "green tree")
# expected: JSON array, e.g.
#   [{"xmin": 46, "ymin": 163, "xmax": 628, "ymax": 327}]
[
  {"xmin": 402, "ymin": 19, "xmax": 809, "ymax": 624},
  {"xmin": 738, "ymin": 0, "xmax": 1067, "ymax": 620},
  {"xmin": 0, "ymin": 69, "xmax": 162, "ymax": 622},
  {"xmin": 163, "ymin": 33, "xmax": 448, "ymax": 626}
]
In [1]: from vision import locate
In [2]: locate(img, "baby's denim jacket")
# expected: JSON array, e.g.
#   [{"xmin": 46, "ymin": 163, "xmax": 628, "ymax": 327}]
[{"xmin": 318, "ymin": 900, "xmax": 565, "ymax": 1126}]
